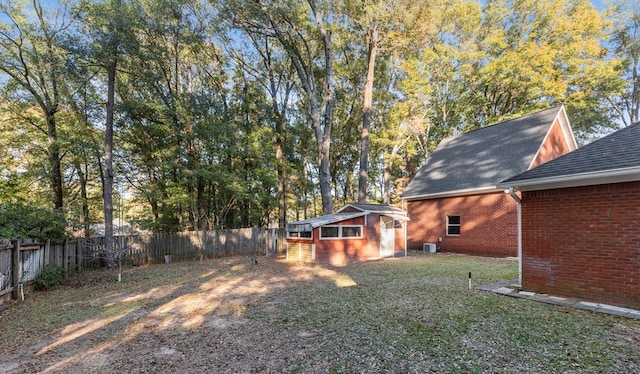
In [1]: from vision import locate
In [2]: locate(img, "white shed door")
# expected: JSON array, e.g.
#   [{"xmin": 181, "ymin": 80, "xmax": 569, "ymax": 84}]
[{"xmin": 380, "ymin": 216, "xmax": 394, "ymax": 258}]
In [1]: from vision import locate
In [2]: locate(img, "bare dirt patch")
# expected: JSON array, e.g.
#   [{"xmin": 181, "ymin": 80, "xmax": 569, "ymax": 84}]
[{"xmin": 0, "ymin": 257, "xmax": 354, "ymax": 373}]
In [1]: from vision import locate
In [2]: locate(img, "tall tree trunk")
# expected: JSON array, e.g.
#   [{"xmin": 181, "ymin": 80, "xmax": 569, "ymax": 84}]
[
  {"xmin": 104, "ymin": 56, "xmax": 116, "ymax": 268},
  {"xmin": 276, "ymin": 131, "xmax": 286, "ymax": 228},
  {"xmin": 257, "ymin": 0, "xmax": 335, "ymax": 215},
  {"xmin": 46, "ymin": 113, "xmax": 64, "ymax": 209},
  {"xmin": 383, "ymin": 158, "xmax": 392, "ymax": 205},
  {"xmin": 310, "ymin": 0, "xmax": 335, "ymax": 214},
  {"xmin": 197, "ymin": 175, "xmax": 208, "ymax": 230},
  {"xmin": 265, "ymin": 50, "xmax": 289, "ymax": 230},
  {"xmin": 358, "ymin": 30, "xmax": 378, "ymax": 204},
  {"xmin": 74, "ymin": 159, "xmax": 90, "ymax": 237}
]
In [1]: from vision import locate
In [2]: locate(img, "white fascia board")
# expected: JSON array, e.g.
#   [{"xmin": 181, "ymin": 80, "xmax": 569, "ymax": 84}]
[
  {"xmin": 555, "ymin": 105, "xmax": 578, "ymax": 151},
  {"xmin": 401, "ymin": 186, "xmax": 503, "ymax": 201},
  {"xmin": 498, "ymin": 167, "xmax": 640, "ymax": 192}
]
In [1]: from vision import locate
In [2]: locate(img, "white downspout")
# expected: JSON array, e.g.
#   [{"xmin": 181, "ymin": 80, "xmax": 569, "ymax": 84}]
[{"xmin": 507, "ymin": 187, "xmax": 522, "ymax": 286}]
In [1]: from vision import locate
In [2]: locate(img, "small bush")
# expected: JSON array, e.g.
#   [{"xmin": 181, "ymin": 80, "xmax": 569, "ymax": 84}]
[
  {"xmin": 35, "ymin": 265, "xmax": 67, "ymax": 290},
  {"xmin": 0, "ymin": 202, "xmax": 67, "ymax": 243}
]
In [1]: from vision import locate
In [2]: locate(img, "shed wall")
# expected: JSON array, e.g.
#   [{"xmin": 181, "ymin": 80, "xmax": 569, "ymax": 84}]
[
  {"xmin": 522, "ymin": 181, "xmax": 640, "ymax": 309},
  {"xmin": 314, "ymin": 216, "xmax": 368, "ymax": 265}
]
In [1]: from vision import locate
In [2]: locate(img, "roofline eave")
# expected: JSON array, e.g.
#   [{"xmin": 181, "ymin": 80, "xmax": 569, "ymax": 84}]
[
  {"xmin": 401, "ymin": 186, "xmax": 503, "ymax": 201},
  {"xmin": 498, "ymin": 167, "xmax": 640, "ymax": 191}
]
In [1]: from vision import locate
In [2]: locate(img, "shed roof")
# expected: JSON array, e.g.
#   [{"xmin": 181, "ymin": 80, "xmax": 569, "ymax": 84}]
[
  {"xmin": 287, "ymin": 212, "xmax": 366, "ymax": 232},
  {"xmin": 337, "ymin": 203, "xmax": 407, "ymax": 216},
  {"xmin": 499, "ymin": 122, "xmax": 640, "ymax": 191},
  {"xmin": 401, "ymin": 106, "xmax": 575, "ymax": 200},
  {"xmin": 287, "ymin": 204, "xmax": 408, "ymax": 232}
]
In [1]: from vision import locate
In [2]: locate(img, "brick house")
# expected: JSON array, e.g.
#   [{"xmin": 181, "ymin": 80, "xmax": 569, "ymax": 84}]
[
  {"xmin": 286, "ymin": 203, "xmax": 408, "ymax": 265},
  {"xmin": 401, "ymin": 106, "xmax": 577, "ymax": 257},
  {"xmin": 499, "ymin": 123, "xmax": 640, "ymax": 310}
]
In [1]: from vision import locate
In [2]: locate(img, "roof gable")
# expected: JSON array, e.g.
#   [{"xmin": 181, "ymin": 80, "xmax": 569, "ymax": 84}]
[
  {"xmin": 338, "ymin": 203, "xmax": 406, "ymax": 215},
  {"xmin": 500, "ymin": 122, "xmax": 640, "ymax": 190},
  {"xmin": 287, "ymin": 212, "xmax": 366, "ymax": 231},
  {"xmin": 402, "ymin": 106, "xmax": 575, "ymax": 200},
  {"xmin": 287, "ymin": 204, "xmax": 409, "ymax": 231}
]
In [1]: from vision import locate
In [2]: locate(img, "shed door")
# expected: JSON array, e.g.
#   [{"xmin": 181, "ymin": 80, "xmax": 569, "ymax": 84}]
[{"xmin": 380, "ymin": 216, "xmax": 394, "ymax": 258}]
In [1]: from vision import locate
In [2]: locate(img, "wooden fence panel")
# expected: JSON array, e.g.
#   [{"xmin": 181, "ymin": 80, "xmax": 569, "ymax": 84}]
[
  {"xmin": 20, "ymin": 246, "xmax": 44, "ymax": 283},
  {"xmin": 50, "ymin": 243, "xmax": 64, "ymax": 268},
  {"xmin": 0, "ymin": 239, "xmax": 12, "ymax": 297},
  {"xmin": 81, "ymin": 237, "xmax": 105, "ymax": 269},
  {"xmin": 0, "ymin": 228, "xmax": 274, "ymax": 301}
]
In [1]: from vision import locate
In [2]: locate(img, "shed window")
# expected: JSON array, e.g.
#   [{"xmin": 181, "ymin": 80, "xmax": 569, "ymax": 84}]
[
  {"xmin": 446, "ymin": 215, "xmax": 460, "ymax": 235},
  {"xmin": 320, "ymin": 225, "xmax": 363, "ymax": 239},
  {"xmin": 320, "ymin": 226, "xmax": 339, "ymax": 238},
  {"xmin": 288, "ymin": 231, "xmax": 312, "ymax": 239},
  {"xmin": 342, "ymin": 226, "xmax": 362, "ymax": 238}
]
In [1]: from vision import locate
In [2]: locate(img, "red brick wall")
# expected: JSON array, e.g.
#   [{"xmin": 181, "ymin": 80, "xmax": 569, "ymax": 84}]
[
  {"xmin": 365, "ymin": 213, "xmax": 380, "ymax": 259},
  {"xmin": 313, "ymin": 216, "xmax": 368, "ymax": 265},
  {"xmin": 407, "ymin": 192, "xmax": 518, "ymax": 257},
  {"xmin": 522, "ymin": 182, "xmax": 640, "ymax": 309},
  {"xmin": 531, "ymin": 118, "xmax": 572, "ymax": 168}
]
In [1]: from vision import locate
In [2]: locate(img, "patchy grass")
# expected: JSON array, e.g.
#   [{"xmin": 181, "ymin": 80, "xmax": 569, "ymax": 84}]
[{"xmin": 0, "ymin": 253, "xmax": 638, "ymax": 373}]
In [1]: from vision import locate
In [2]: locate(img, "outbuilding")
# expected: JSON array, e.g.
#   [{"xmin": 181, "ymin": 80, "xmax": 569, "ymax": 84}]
[
  {"xmin": 286, "ymin": 203, "xmax": 409, "ymax": 265},
  {"xmin": 499, "ymin": 123, "xmax": 640, "ymax": 310}
]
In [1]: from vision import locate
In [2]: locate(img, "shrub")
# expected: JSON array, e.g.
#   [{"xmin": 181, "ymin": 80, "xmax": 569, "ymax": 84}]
[
  {"xmin": 35, "ymin": 265, "xmax": 67, "ymax": 290},
  {"xmin": 0, "ymin": 202, "xmax": 67, "ymax": 243}
]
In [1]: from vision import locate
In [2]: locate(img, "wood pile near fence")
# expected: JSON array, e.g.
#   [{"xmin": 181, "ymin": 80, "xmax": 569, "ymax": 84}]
[{"xmin": 0, "ymin": 227, "xmax": 287, "ymax": 302}]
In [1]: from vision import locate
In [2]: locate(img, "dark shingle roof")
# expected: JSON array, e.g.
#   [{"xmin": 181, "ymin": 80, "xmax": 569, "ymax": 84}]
[
  {"xmin": 402, "ymin": 106, "xmax": 567, "ymax": 199},
  {"xmin": 501, "ymin": 122, "xmax": 640, "ymax": 187}
]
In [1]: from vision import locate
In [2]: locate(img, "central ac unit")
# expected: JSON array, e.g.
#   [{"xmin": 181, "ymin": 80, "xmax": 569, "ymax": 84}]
[{"xmin": 423, "ymin": 243, "xmax": 436, "ymax": 253}]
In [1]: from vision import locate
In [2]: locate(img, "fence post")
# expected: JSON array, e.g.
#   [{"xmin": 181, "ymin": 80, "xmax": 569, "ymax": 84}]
[
  {"xmin": 75, "ymin": 239, "xmax": 80, "ymax": 272},
  {"xmin": 77, "ymin": 238, "xmax": 83, "ymax": 272},
  {"xmin": 268, "ymin": 229, "xmax": 273, "ymax": 256},
  {"xmin": 265, "ymin": 229, "xmax": 269, "ymax": 256},
  {"xmin": 44, "ymin": 239, "xmax": 50, "ymax": 266},
  {"xmin": 11, "ymin": 239, "xmax": 20, "ymax": 300},
  {"xmin": 63, "ymin": 238, "xmax": 69, "ymax": 272},
  {"xmin": 73, "ymin": 238, "xmax": 79, "ymax": 272}
]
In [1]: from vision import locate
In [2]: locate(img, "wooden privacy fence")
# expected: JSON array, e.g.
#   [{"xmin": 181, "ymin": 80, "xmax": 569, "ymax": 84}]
[
  {"xmin": 0, "ymin": 237, "xmax": 119, "ymax": 300},
  {"xmin": 0, "ymin": 228, "xmax": 287, "ymax": 301},
  {"xmin": 124, "ymin": 228, "xmax": 272, "ymax": 265}
]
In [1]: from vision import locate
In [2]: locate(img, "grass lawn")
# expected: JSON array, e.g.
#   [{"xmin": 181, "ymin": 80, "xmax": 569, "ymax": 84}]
[{"xmin": 1, "ymin": 252, "xmax": 638, "ymax": 373}]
